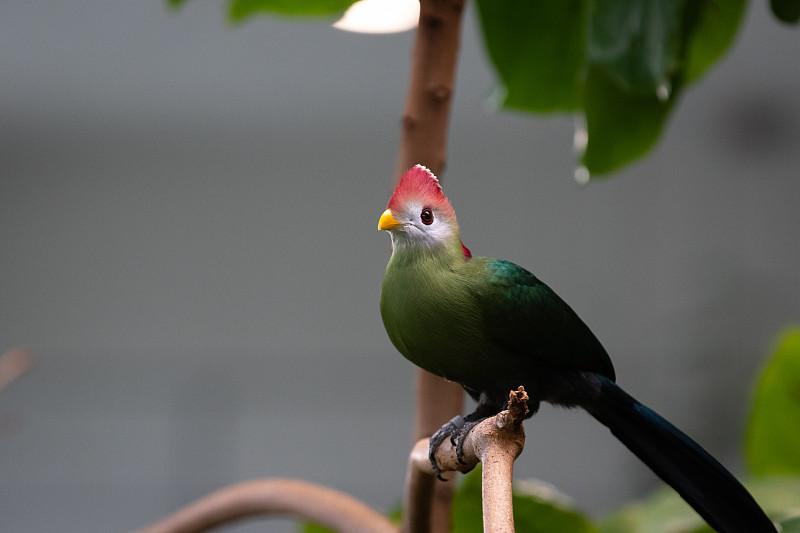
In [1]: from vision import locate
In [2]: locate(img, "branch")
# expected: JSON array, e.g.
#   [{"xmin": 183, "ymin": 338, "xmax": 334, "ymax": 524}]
[
  {"xmin": 394, "ymin": 0, "xmax": 465, "ymax": 179},
  {"xmin": 0, "ymin": 346, "xmax": 34, "ymax": 394},
  {"xmin": 406, "ymin": 388, "xmax": 528, "ymax": 533},
  {"xmin": 129, "ymin": 479, "xmax": 397, "ymax": 533}
]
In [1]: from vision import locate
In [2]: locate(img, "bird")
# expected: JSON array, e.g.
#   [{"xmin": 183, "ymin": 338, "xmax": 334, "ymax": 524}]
[{"xmin": 378, "ymin": 164, "xmax": 774, "ymax": 533}]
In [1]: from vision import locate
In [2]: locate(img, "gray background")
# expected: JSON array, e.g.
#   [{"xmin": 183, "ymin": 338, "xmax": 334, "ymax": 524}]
[{"xmin": 1, "ymin": 2, "xmax": 798, "ymax": 532}]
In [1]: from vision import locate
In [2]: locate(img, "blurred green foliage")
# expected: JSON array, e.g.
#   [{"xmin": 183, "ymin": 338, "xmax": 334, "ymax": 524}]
[
  {"xmin": 451, "ymin": 465, "xmax": 598, "ymax": 533},
  {"xmin": 599, "ymin": 477, "xmax": 800, "ymax": 533},
  {"xmin": 771, "ymin": 0, "xmax": 800, "ymax": 23},
  {"xmin": 747, "ymin": 328, "xmax": 800, "ymax": 476}
]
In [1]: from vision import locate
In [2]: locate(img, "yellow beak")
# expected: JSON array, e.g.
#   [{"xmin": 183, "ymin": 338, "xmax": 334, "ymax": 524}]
[{"xmin": 378, "ymin": 209, "xmax": 403, "ymax": 231}]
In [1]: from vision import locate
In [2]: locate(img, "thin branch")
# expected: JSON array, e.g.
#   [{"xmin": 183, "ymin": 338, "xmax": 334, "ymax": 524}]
[
  {"xmin": 394, "ymin": 0, "xmax": 466, "ymax": 179},
  {"xmin": 0, "ymin": 346, "xmax": 34, "ymax": 394},
  {"xmin": 405, "ymin": 371, "xmax": 463, "ymax": 533},
  {"xmin": 406, "ymin": 388, "xmax": 528, "ymax": 533},
  {"xmin": 129, "ymin": 479, "xmax": 398, "ymax": 533}
]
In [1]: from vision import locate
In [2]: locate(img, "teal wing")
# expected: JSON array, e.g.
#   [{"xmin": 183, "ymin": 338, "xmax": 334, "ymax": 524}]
[{"xmin": 474, "ymin": 258, "xmax": 615, "ymax": 381}]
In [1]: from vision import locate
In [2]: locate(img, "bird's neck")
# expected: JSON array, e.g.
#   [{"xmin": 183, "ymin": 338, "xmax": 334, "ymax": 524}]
[{"xmin": 388, "ymin": 238, "xmax": 465, "ymax": 271}]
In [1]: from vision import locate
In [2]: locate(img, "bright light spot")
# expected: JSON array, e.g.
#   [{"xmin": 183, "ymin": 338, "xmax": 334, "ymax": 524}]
[
  {"xmin": 515, "ymin": 479, "xmax": 576, "ymax": 508},
  {"xmin": 572, "ymin": 123, "xmax": 588, "ymax": 153},
  {"xmin": 333, "ymin": 0, "xmax": 419, "ymax": 34},
  {"xmin": 574, "ymin": 165, "xmax": 591, "ymax": 185},
  {"xmin": 656, "ymin": 82, "xmax": 671, "ymax": 102},
  {"xmin": 483, "ymin": 85, "xmax": 507, "ymax": 112}
]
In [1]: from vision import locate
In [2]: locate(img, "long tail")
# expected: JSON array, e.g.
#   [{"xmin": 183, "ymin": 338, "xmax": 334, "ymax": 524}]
[{"xmin": 585, "ymin": 375, "xmax": 774, "ymax": 533}]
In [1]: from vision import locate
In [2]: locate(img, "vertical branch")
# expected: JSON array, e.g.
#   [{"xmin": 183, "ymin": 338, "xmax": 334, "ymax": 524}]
[
  {"xmin": 394, "ymin": 0, "xmax": 466, "ymax": 180},
  {"xmin": 394, "ymin": 0, "xmax": 467, "ymax": 532},
  {"xmin": 477, "ymin": 416, "xmax": 524, "ymax": 533},
  {"xmin": 408, "ymin": 371, "xmax": 463, "ymax": 533}
]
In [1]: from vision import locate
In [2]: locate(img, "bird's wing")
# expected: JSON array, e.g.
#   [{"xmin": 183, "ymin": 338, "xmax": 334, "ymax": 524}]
[{"xmin": 472, "ymin": 258, "xmax": 615, "ymax": 380}]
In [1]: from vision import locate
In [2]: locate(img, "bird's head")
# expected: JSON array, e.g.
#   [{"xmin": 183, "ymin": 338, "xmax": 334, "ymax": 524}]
[{"xmin": 379, "ymin": 165, "xmax": 471, "ymax": 259}]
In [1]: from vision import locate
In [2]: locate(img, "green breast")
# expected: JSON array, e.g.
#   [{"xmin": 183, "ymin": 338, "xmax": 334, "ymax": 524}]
[
  {"xmin": 380, "ymin": 254, "xmax": 504, "ymax": 385},
  {"xmin": 380, "ymin": 251, "xmax": 615, "ymax": 391}
]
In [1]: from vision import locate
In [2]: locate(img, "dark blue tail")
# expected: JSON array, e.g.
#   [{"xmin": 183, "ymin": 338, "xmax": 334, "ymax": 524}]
[{"xmin": 587, "ymin": 376, "xmax": 774, "ymax": 533}]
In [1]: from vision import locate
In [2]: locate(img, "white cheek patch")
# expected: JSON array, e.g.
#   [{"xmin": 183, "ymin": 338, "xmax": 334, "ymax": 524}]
[
  {"xmin": 419, "ymin": 218, "xmax": 454, "ymax": 245},
  {"xmin": 392, "ymin": 202, "xmax": 455, "ymax": 251}
]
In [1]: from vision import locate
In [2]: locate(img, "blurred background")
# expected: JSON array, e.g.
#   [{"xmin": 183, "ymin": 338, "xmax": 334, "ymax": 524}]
[{"xmin": 1, "ymin": 1, "xmax": 798, "ymax": 531}]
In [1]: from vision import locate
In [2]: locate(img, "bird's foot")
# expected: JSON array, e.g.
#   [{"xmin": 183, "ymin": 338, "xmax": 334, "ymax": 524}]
[
  {"xmin": 428, "ymin": 414, "xmax": 485, "ymax": 480},
  {"xmin": 428, "ymin": 415, "xmax": 463, "ymax": 480},
  {"xmin": 452, "ymin": 417, "xmax": 483, "ymax": 464}
]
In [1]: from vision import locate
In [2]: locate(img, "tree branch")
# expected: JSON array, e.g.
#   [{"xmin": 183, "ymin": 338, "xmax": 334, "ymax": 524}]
[
  {"xmin": 0, "ymin": 346, "xmax": 34, "ymax": 394},
  {"xmin": 129, "ymin": 479, "xmax": 397, "ymax": 533},
  {"xmin": 406, "ymin": 388, "xmax": 528, "ymax": 533},
  {"xmin": 394, "ymin": 0, "xmax": 465, "ymax": 180}
]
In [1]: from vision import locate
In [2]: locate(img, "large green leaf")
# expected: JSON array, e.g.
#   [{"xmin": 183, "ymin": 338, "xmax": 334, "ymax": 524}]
[
  {"xmin": 474, "ymin": 0, "xmax": 587, "ymax": 113},
  {"xmin": 586, "ymin": 0, "xmax": 688, "ymax": 95},
  {"xmin": 581, "ymin": 65, "xmax": 673, "ymax": 174},
  {"xmin": 783, "ymin": 515, "xmax": 800, "ymax": 533},
  {"xmin": 452, "ymin": 467, "xmax": 597, "ymax": 533},
  {"xmin": 475, "ymin": 0, "xmax": 747, "ymax": 176},
  {"xmin": 598, "ymin": 484, "xmax": 707, "ymax": 533},
  {"xmin": 771, "ymin": 0, "xmax": 800, "ymax": 23},
  {"xmin": 746, "ymin": 328, "xmax": 800, "ymax": 477},
  {"xmin": 683, "ymin": 0, "xmax": 747, "ymax": 83}
]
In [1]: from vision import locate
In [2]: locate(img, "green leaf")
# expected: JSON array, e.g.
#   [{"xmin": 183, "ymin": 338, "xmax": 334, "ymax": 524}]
[
  {"xmin": 771, "ymin": 0, "xmax": 800, "ymax": 23},
  {"xmin": 228, "ymin": 0, "xmax": 357, "ymax": 20},
  {"xmin": 511, "ymin": 480, "xmax": 599, "ymax": 533},
  {"xmin": 746, "ymin": 328, "xmax": 800, "ymax": 476},
  {"xmin": 782, "ymin": 515, "xmax": 800, "ymax": 533},
  {"xmin": 450, "ymin": 470, "xmax": 484, "ymax": 533},
  {"xmin": 298, "ymin": 523, "xmax": 336, "ymax": 533},
  {"xmin": 683, "ymin": 0, "xmax": 747, "ymax": 83},
  {"xmin": 581, "ymin": 65, "xmax": 673, "ymax": 175},
  {"xmin": 600, "ymin": 476, "xmax": 800, "ymax": 533},
  {"xmin": 474, "ymin": 0, "xmax": 587, "ymax": 112},
  {"xmin": 452, "ymin": 467, "xmax": 597, "ymax": 533},
  {"xmin": 746, "ymin": 477, "xmax": 800, "ymax": 523},
  {"xmin": 475, "ymin": 0, "xmax": 748, "ymax": 176},
  {"xmin": 598, "ymin": 485, "xmax": 707, "ymax": 533},
  {"xmin": 586, "ymin": 0, "xmax": 688, "ymax": 95}
]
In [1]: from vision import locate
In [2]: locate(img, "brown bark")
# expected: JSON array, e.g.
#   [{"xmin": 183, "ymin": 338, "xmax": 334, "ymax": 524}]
[
  {"xmin": 0, "ymin": 346, "xmax": 34, "ymax": 394},
  {"xmin": 394, "ymin": 0, "xmax": 466, "ymax": 181},
  {"xmin": 406, "ymin": 371, "xmax": 463, "ymax": 533},
  {"xmin": 130, "ymin": 479, "xmax": 397, "ymax": 533}
]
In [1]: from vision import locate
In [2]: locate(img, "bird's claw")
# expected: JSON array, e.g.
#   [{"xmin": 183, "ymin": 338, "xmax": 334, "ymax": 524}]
[
  {"xmin": 428, "ymin": 415, "xmax": 465, "ymax": 480},
  {"xmin": 428, "ymin": 415, "xmax": 484, "ymax": 476}
]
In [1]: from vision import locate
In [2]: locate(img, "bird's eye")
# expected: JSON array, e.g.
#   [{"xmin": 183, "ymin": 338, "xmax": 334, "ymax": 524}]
[{"xmin": 420, "ymin": 208, "xmax": 434, "ymax": 225}]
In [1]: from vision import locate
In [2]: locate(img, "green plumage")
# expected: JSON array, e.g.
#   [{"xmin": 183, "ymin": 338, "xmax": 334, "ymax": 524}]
[{"xmin": 380, "ymin": 239, "xmax": 614, "ymax": 406}]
